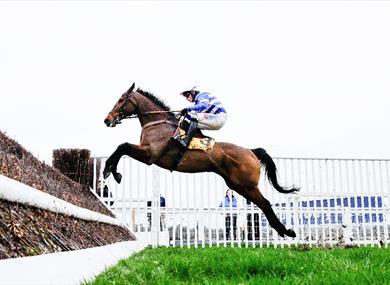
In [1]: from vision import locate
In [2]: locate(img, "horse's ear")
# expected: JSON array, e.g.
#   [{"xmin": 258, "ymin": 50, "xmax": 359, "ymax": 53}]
[{"xmin": 128, "ymin": 82, "xmax": 135, "ymax": 94}]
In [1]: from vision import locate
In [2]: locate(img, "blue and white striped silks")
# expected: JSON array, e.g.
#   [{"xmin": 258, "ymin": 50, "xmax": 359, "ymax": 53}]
[{"xmin": 186, "ymin": 92, "xmax": 226, "ymax": 115}]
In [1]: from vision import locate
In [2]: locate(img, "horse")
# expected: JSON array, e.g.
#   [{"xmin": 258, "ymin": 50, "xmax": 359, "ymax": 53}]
[{"xmin": 103, "ymin": 83, "xmax": 299, "ymax": 238}]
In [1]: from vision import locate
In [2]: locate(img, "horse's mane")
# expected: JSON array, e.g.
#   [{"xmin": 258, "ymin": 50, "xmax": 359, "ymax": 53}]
[{"xmin": 136, "ymin": 88, "xmax": 171, "ymax": 112}]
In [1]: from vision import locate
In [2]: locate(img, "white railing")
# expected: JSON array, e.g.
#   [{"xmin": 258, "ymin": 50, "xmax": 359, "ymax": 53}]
[{"xmin": 91, "ymin": 156, "xmax": 390, "ymax": 248}]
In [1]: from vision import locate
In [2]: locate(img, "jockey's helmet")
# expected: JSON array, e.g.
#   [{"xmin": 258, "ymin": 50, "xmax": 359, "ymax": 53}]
[{"xmin": 180, "ymin": 86, "xmax": 199, "ymax": 98}]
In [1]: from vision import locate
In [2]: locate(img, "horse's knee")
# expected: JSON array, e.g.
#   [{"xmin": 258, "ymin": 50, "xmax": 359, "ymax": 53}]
[{"xmin": 117, "ymin": 142, "xmax": 130, "ymax": 151}]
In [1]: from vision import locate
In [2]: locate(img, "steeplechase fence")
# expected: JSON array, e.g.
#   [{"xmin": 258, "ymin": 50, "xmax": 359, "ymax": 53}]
[
  {"xmin": 91, "ymin": 156, "xmax": 390, "ymax": 248},
  {"xmin": 0, "ymin": 175, "xmax": 145, "ymax": 284}
]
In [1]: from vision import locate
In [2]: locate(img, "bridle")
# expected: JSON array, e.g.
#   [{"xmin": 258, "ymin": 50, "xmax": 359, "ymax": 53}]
[
  {"xmin": 111, "ymin": 92, "xmax": 180, "ymax": 128},
  {"xmin": 116, "ymin": 93, "xmax": 137, "ymax": 121}
]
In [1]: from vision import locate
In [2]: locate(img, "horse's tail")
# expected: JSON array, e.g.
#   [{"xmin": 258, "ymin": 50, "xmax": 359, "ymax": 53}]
[{"xmin": 251, "ymin": 147, "xmax": 299, "ymax": 194}]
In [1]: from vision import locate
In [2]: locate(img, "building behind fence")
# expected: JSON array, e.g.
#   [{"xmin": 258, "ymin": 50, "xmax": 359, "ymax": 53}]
[{"xmin": 91, "ymin": 157, "xmax": 390, "ymax": 248}]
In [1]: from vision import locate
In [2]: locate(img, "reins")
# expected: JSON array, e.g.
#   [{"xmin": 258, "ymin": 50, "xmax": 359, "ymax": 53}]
[
  {"xmin": 121, "ymin": 110, "xmax": 181, "ymax": 129},
  {"xmin": 145, "ymin": 110, "xmax": 182, "ymax": 114},
  {"xmin": 123, "ymin": 110, "xmax": 181, "ymax": 120}
]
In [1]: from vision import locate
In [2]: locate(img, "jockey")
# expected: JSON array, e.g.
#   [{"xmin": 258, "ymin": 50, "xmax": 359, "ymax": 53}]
[{"xmin": 175, "ymin": 87, "xmax": 227, "ymax": 148}]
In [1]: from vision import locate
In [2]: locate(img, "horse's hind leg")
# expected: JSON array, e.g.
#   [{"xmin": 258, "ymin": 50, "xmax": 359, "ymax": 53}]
[{"xmin": 242, "ymin": 186, "xmax": 296, "ymax": 238}]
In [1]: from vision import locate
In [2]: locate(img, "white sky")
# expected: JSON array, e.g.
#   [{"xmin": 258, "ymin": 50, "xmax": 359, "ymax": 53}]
[{"xmin": 1, "ymin": 1, "xmax": 389, "ymax": 164}]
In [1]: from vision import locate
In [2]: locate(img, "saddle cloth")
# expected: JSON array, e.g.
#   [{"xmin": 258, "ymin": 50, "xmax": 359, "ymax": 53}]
[{"xmin": 174, "ymin": 127, "xmax": 215, "ymax": 151}]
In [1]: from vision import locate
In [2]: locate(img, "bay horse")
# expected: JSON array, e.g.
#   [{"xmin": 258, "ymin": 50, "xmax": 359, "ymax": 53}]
[{"xmin": 103, "ymin": 83, "xmax": 299, "ymax": 238}]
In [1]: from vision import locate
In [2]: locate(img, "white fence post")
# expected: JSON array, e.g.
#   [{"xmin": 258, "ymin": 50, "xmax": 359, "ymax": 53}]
[{"xmin": 151, "ymin": 165, "xmax": 160, "ymax": 248}]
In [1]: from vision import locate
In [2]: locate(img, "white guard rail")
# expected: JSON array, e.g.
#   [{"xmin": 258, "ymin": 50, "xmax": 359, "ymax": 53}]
[
  {"xmin": 0, "ymin": 174, "xmax": 128, "ymax": 229},
  {"xmin": 0, "ymin": 240, "xmax": 146, "ymax": 285}
]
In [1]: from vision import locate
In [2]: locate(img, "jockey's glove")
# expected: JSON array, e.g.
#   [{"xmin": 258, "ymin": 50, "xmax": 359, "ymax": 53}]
[{"xmin": 180, "ymin": 108, "xmax": 188, "ymax": 116}]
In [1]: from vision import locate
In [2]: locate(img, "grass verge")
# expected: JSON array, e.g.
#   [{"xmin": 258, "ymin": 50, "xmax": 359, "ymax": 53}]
[{"xmin": 86, "ymin": 246, "xmax": 390, "ymax": 285}]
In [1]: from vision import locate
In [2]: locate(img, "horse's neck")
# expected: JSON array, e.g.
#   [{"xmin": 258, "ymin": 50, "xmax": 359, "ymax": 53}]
[{"xmin": 135, "ymin": 94, "xmax": 170, "ymax": 127}]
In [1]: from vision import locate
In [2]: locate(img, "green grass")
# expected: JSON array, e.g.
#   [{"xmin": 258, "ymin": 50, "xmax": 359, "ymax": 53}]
[{"xmin": 87, "ymin": 246, "xmax": 390, "ymax": 285}]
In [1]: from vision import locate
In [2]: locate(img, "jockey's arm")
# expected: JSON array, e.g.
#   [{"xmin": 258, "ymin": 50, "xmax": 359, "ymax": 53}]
[{"xmin": 187, "ymin": 95, "xmax": 209, "ymax": 113}]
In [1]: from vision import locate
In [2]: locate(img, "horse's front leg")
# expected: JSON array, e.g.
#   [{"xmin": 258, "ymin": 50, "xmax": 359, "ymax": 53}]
[{"xmin": 103, "ymin": 142, "xmax": 152, "ymax": 183}]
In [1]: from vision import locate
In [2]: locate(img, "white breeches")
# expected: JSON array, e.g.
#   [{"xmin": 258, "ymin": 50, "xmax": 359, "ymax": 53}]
[{"xmin": 189, "ymin": 112, "xmax": 227, "ymax": 130}]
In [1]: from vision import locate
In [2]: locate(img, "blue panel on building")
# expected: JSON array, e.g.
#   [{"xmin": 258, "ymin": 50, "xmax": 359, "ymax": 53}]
[{"xmin": 281, "ymin": 195, "xmax": 384, "ymax": 225}]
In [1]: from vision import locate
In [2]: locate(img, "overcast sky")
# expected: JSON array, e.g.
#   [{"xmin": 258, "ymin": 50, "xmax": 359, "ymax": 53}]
[{"xmin": 1, "ymin": 1, "xmax": 389, "ymax": 164}]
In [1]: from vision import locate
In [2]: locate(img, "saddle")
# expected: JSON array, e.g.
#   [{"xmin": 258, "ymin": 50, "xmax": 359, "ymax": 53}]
[{"xmin": 173, "ymin": 117, "xmax": 215, "ymax": 151}]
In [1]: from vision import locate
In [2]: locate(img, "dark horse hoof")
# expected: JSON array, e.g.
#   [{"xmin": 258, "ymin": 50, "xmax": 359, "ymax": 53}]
[
  {"xmin": 103, "ymin": 164, "xmax": 122, "ymax": 184},
  {"xmin": 113, "ymin": 172, "xmax": 122, "ymax": 184},
  {"xmin": 285, "ymin": 229, "xmax": 296, "ymax": 238},
  {"xmin": 103, "ymin": 167, "xmax": 111, "ymax": 180}
]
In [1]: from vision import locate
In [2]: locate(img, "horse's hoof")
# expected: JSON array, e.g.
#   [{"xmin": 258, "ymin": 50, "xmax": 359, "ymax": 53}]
[
  {"xmin": 103, "ymin": 168, "xmax": 111, "ymax": 179},
  {"xmin": 285, "ymin": 229, "xmax": 296, "ymax": 238},
  {"xmin": 113, "ymin": 172, "xmax": 122, "ymax": 184}
]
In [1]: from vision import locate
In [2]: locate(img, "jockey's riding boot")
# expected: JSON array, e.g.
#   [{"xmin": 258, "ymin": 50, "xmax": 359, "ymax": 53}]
[{"xmin": 177, "ymin": 119, "xmax": 198, "ymax": 149}]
